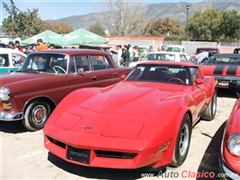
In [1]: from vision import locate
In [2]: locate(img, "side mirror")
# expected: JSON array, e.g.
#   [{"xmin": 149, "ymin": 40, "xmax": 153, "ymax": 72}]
[
  {"xmin": 195, "ymin": 79, "xmax": 204, "ymax": 85},
  {"xmin": 120, "ymin": 74, "xmax": 126, "ymax": 80},
  {"xmin": 229, "ymin": 82, "xmax": 240, "ymax": 99}
]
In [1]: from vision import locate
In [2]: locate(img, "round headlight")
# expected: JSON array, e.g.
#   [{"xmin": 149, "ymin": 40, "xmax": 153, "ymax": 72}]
[
  {"xmin": 228, "ymin": 133, "xmax": 240, "ymax": 157},
  {"xmin": 0, "ymin": 86, "xmax": 10, "ymax": 101}
]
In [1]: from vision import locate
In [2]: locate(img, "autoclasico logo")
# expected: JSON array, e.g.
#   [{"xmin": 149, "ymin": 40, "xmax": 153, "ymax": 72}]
[{"xmin": 141, "ymin": 170, "xmax": 239, "ymax": 179}]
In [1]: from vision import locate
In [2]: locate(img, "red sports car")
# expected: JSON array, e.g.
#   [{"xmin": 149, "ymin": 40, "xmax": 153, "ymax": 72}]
[
  {"xmin": 219, "ymin": 82, "xmax": 240, "ymax": 179},
  {"xmin": 201, "ymin": 53, "xmax": 240, "ymax": 89},
  {"xmin": 44, "ymin": 61, "xmax": 217, "ymax": 170}
]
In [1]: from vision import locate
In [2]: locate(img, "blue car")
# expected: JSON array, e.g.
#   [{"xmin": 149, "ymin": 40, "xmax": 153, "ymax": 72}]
[{"xmin": 0, "ymin": 48, "xmax": 27, "ymax": 74}]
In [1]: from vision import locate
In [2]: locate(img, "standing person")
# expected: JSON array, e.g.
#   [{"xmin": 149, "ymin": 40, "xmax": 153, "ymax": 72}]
[
  {"xmin": 8, "ymin": 41, "xmax": 17, "ymax": 50},
  {"xmin": 36, "ymin": 39, "xmax": 48, "ymax": 51},
  {"xmin": 148, "ymin": 45, "xmax": 155, "ymax": 52},
  {"xmin": 15, "ymin": 40, "xmax": 23, "ymax": 52},
  {"xmin": 48, "ymin": 44, "xmax": 55, "ymax": 50},
  {"xmin": 116, "ymin": 45, "xmax": 122, "ymax": 67},
  {"xmin": 110, "ymin": 48, "xmax": 118, "ymax": 67},
  {"xmin": 132, "ymin": 45, "xmax": 140, "ymax": 62},
  {"xmin": 128, "ymin": 44, "xmax": 133, "ymax": 63},
  {"xmin": 121, "ymin": 45, "xmax": 130, "ymax": 66}
]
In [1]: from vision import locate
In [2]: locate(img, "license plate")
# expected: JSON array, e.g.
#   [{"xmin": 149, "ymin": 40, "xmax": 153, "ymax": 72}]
[
  {"xmin": 67, "ymin": 146, "xmax": 90, "ymax": 164},
  {"xmin": 218, "ymin": 81, "xmax": 229, "ymax": 86}
]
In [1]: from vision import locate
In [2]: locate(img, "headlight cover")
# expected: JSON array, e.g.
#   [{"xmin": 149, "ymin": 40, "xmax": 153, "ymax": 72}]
[
  {"xmin": 0, "ymin": 86, "xmax": 10, "ymax": 101},
  {"xmin": 228, "ymin": 133, "xmax": 240, "ymax": 157}
]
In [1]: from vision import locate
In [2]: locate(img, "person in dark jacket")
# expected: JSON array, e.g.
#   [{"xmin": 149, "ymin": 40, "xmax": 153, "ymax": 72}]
[{"xmin": 121, "ymin": 45, "xmax": 130, "ymax": 66}]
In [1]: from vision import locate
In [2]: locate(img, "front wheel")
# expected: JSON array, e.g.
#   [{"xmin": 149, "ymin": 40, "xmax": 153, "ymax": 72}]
[
  {"xmin": 170, "ymin": 114, "xmax": 191, "ymax": 167},
  {"xmin": 22, "ymin": 100, "xmax": 51, "ymax": 131}
]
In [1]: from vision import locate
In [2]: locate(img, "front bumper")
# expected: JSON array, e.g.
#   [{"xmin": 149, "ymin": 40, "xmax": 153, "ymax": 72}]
[
  {"xmin": 0, "ymin": 111, "xmax": 23, "ymax": 121},
  {"xmin": 219, "ymin": 156, "xmax": 240, "ymax": 180}
]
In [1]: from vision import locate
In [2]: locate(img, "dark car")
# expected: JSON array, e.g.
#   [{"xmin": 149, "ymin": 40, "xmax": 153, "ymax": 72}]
[
  {"xmin": 191, "ymin": 47, "xmax": 220, "ymax": 59},
  {"xmin": 0, "ymin": 49, "xmax": 131, "ymax": 131},
  {"xmin": 200, "ymin": 53, "xmax": 240, "ymax": 88},
  {"xmin": 233, "ymin": 48, "xmax": 240, "ymax": 54}
]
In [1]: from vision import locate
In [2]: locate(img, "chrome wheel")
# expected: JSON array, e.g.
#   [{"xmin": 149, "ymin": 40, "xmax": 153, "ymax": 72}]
[
  {"xmin": 179, "ymin": 123, "xmax": 190, "ymax": 156},
  {"xmin": 32, "ymin": 105, "xmax": 48, "ymax": 125}
]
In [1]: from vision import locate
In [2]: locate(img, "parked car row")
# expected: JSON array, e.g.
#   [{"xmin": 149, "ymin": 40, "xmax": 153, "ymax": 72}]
[{"xmin": 0, "ymin": 48, "xmax": 239, "ymax": 178}]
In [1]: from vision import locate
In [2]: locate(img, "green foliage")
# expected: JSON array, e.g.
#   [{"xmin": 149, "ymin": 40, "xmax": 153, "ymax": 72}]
[
  {"xmin": 2, "ymin": 0, "xmax": 45, "ymax": 39},
  {"xmin": 43, "ymin": 21, "xmax": 73, "ymax": 34},
  {"xmin": 188, "ymin": 8, "xmax": 240, "ymax": 41},
  {"xmin": 88, "ymin": 24, "xmax": 106, "ymax": 36},
  {"xmin": 143, "ymin": 17, "xmax": 182, "ymax": 40}
]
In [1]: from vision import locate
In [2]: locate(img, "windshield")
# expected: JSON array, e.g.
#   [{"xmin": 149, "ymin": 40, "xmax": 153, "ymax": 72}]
[
  {"xmin": 126, "ymin": 64, "xmax": 193, "ymax": 85},
  {"xmin": 206, "ymin": 56, "xmax": 240, "ymax": 65},
  {"xmin": 165, "ymin": 47, "xmax": 182, "ymax": 53},
  {"xmin": 196, "ymin": 49, "xmax": 218, "ymax": 54},
  {"xmin": 19, "ymin": 53, "xmax": 68, "ymax": 74},
  {"xmin": 142, "ymin": 53, "xmax": 176, "ymax": 61}
]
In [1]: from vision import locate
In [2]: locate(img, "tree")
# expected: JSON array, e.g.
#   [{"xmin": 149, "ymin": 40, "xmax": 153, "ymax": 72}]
[
  {"xmin": 188, "ymin": 8, "xmax": 240, "ymax": 41},
  {"xmin": 43, "ymin": 21, "xmax": 73, "ymax": 34},
  {"xmin": 144, "ymin": 17, "xmax": 182, "ymax": 37},
  {"xmin": 2, "ymin": 0, "xmax": 45, "ymax": 39},
  {"xmin": 96, "ymin": 0, "xmax": 148, "ymax": 36},
  {"xmin": 88, "ymin": 24, "xmax": 106, "ymax": 36}
]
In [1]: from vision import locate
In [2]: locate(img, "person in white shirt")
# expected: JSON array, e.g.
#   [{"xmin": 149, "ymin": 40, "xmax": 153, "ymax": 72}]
[
  {"xmin": 116, "ymin": 45, "xmax": 122, "ymax": 66},
  {"xmin": 195, "ymin": 51, "xmax": 209, "ymax": 66},
  {"xmin": 132, "ymin": 45, "xmax": 140, "ymax": 62}
]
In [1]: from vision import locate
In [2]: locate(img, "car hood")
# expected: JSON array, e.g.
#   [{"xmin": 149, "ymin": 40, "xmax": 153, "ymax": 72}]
[
  {"xmin": 77, "ymin": 81, "xmax": 186, "ymax": 115},
  {"xmin": 201, "ymin": 64, "xmax": 240, "ymax": 76}
]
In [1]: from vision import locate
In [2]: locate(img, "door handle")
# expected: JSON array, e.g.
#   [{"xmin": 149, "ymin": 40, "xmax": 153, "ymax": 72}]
[
  {"xmin": 91, "ymin": 76, "xmax": 97, "ymax": 80},
  {"xmin": 112, "ymin": 72, "xmax": 118, "ymax": 76}
]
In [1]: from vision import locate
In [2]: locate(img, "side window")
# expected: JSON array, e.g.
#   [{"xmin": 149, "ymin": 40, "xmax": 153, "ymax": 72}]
[
  {"xmin": 180, "ymin": 54, "xmax": 188, "ymax": 62},
  {"xmin": 0, "ymin": 54, "xmax": 9, "ymax": 67},
  {"xmin": 12, "ymin": 53, "xmax": 25, "ymax": 66},
  {"xmin": 190, "ymin": 67, "xmax": 201, "ymax": 83},
  {"xmin": 91, "ymin": 55, "xmax": 112, "ymax": 71},
  {"xmin": 70, "ymin": 55, "xmax": 89, "ymax": 73}
]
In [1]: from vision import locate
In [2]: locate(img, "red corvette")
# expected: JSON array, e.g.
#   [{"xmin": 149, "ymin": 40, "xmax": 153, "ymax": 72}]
[
  {"xmin": 201, "ymin": 53, "xmax": 240, "ymax": 89},
  {"xmin": 219, "ymin": 82, "xmax": 240, "ymax": 179},
  {"xmin": 44, "ymin": 61, "xmax": 217, "ymax": 170}
]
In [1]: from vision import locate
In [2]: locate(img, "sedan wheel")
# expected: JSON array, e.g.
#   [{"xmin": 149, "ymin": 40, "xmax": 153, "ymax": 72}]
[
  {"xmin": 170, "ymin": 114, "xmax": 191, "ymax": 167},
  {"xmin": 23, "ymin": 100, "xmax": 51, "ymax": 131},
  {"xmin": 202, "ymin": 90, "xmax": 217, "ymax": 121}
]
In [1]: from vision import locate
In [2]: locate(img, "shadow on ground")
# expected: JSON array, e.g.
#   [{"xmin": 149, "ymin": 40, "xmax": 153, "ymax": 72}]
[
  {"xmin": 48, "ymin": 152, "xmax": 166, "ymax": 180},
  {"xmin": 0, "ymin": 120, "xmax": 27, "ymax": 133},
  {"xmin": 196, "ymin": 120, "xmax": 227, "ymax": 180},
  {"xmin": 217, "ymin": 88, "xmax": 236, "ymax": 98}
]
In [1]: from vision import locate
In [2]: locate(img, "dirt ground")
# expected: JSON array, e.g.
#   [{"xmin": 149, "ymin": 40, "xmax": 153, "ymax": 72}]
[{"xmin": 0, "ymin": 89, "xmax": 238, "ymax": 180}]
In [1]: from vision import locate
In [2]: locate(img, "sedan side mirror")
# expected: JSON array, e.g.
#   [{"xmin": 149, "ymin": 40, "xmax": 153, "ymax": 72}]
[{"xmin": 195, "ymin": 79, "xmax": 204, "ymax": 85}]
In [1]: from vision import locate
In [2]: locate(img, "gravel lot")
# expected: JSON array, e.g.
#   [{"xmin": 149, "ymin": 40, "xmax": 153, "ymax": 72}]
[{"xmin": 0, "ymin": 89, "xmax": 237, "ymax": 180}]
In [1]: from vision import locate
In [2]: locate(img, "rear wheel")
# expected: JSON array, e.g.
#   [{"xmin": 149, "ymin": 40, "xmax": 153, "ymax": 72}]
[
  {"xmin": 202, "ymin": 90, "xmax": 217, "ymax": 121},
  {"xmin": 170, "ymin": 114, "xmax": 191, "ymax": 167},
  {"xmin": 22, "ymin": 100, "xmax": 51, "ymax": 131}
]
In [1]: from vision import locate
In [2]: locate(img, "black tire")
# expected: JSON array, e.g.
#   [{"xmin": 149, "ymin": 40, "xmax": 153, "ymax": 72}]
[
  {"xmin": 22, "ymin": 100, "xmax": 51, "ymax": 131},
  {"xmin": 170, "ymin": 114, "xmax": 191, "ymax": 167},
  {"xmin": 201, "ymin": 90, "xmax": 217, "ymax": 121}
]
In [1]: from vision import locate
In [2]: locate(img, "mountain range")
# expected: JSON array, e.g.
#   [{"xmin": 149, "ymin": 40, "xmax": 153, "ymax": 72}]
[{"xmin": 55, "ymin": 0, "xmax": 240, "ymax": 30}]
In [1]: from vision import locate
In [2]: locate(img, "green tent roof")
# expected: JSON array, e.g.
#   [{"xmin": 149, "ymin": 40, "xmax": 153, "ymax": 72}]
[
  {"xmin": 21, "ymin": 30, "xmax": 62, "ymax": 46},
  {"xmin": 54, "ymin": 28, "xmax": 107, "ymax": 46}
]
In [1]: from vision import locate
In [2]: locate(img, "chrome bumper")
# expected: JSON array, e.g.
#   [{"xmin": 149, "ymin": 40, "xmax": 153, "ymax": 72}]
[
  {"xmin": 219, "ymin": 157, "xmax": 240, "ymax": 180},
  {"xmin": 0, "ymin": 112, "xmax": 23, "ymax": 121}
]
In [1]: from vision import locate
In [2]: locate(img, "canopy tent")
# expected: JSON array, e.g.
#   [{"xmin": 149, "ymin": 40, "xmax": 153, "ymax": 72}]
[
  {"xmin": 20, "ymin": 30, "xmax": 62, "ymax": 46},
  {"xmin": 54, "ymin": 28, "xmax": 107, "ymax": 46}
]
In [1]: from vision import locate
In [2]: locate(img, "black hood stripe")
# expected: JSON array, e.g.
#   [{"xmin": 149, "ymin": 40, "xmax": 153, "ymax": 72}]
[
  {"xmin": 214, "ymin": 65, "xmax": 225, "ymax": 74},
  {"xmin": 227, "ymin": 65, "xmax": 238, "ymax": 75}
]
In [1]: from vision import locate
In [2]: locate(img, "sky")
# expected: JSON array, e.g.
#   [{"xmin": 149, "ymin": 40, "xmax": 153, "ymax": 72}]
[{"xmin": 1, "ymin": 0, "xmax": 204, "ymax": 23}]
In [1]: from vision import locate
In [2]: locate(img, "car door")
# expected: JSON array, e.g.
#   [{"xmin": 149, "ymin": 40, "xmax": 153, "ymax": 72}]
[
  {"xmin": 65, "ymin": 55, "xmax": 99, "ymax": 94},
  {"xmin": 89, "ymin": 55, "xmax": 121, "ymax": 87},
  {"xmin": 189, "ymin": 67, "xmax": 207, "ymax": 123}
]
